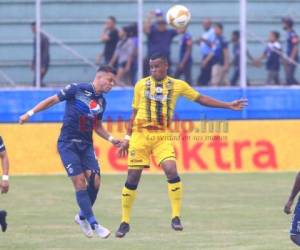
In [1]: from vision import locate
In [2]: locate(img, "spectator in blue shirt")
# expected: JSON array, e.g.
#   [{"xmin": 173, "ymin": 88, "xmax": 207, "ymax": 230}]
[
  {"xmin": 205, "ymin": 23, "xmax": 229, "ymax": 86},
  {"xmin": 230, "ymin": 30, "xmax": 240, "ymax": 86},
  {"xmin": 174, "ymin": 27, "xmax": 193, "ymax": 84},
  {"xmin": 254, "ymin": 31, "xmax": 282, "ymax": 85},
  {"xmin": 127, "ymin": 23, "xmax": 138, "ymax": 85},
  {"xmin": 109, "ymin": 26, "xmax": 134, "ymax": 86},
  {"xmin": 99, "ymin": 16, "xmax": 119, "ymax": 65},
  {"xmin": 196, "ymin": 18, "xmax": 216, "ymax": 86},
  {"xmin": 282, "ymin": 17, "xmax": 299, "ymax": 85},
  {"xmin": 143, "ymin": 11, "xmax": 178, "ymax": 76}
]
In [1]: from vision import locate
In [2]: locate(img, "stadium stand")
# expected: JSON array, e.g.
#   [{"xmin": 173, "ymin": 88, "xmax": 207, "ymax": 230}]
[{"xmin": 0, "ymin": 0, "xmax": 300, "ymax": 86}]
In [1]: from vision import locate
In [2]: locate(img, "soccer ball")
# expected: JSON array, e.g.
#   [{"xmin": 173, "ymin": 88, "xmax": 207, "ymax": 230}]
[{"xmin": 166, "ymin": 5, "xmax": 191, "ymax": 29}]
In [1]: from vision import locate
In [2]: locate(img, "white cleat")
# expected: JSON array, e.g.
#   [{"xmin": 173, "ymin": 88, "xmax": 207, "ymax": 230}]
[
  {"xmin": 94, "ymin": 224, "xmax": 111, "ymax": 239},
  {"xmin": 75, "ymin": 214, "xmax": 93, "ymax": 238}
]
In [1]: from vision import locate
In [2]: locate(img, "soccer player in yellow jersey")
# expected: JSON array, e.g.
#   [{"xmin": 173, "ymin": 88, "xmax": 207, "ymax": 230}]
[{"xmin": 115, "ymin": 53, "xmax": 247, "ymax": 237}]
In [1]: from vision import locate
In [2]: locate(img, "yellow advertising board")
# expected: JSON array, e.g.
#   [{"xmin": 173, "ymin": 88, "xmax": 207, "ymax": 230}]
[{"xmin": 0, "ymin": 120, "xmax": 300, "ymax": 175}]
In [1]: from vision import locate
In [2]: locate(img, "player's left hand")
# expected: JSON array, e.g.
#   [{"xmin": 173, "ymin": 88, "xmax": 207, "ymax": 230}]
[
  {"xmin": 118, "ymin": 140, "xmax": 129, "ymax": 158},
  {"xmin": 0, "ymin": 180, "xmax": 9, "ymax": 194},
  {"xmin": 284, "ymin": 199, "xmax": 293, "ymax": 214},
  {"xmin": 229, "ymin": 99, "xmax": 248, "ymax": 110},
  {"xmin": 111, "ymin": 139, "xmax": 122, "ymax": 147},
  {"xmin": 19, "ymin": 113, "xmax": 30, "ymax": 124}
]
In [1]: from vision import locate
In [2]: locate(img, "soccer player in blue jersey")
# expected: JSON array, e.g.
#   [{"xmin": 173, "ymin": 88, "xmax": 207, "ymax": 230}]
[
  {"xmin": 19, "ymin": 65, "xmax": 120, "ymax": 238},
  {"xmin": 284, "ymin": 173, "xmax": 300, "ymax": 246},
  {"xmin": 0, "ymin": 136, "xmax": 9, "ymax": 232}
]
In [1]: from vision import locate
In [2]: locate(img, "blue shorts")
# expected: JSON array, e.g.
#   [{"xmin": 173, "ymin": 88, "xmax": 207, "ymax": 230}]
[
  {"xmin": 57, "ymin": 140, "xmax": 100, "ymax": 177},
  {"xmin": 290, "ymin": 199, "xmax": 300, "ymax": 235}
]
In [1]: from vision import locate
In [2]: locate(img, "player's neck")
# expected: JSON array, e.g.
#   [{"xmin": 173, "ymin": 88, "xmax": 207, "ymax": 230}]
[
  {"xmin": 91, "ymin": 82, "xmax": 102, "ymax": 94},
  {"xmin": 151, "ymin": 75, "xmax": 168, "ymax": 82}
]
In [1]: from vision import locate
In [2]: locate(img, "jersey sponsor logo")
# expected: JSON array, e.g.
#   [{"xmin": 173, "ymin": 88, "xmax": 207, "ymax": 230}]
[
  {"xmin": 89, "ymin": 99, "xmax": 103, "ymax": 115},
  {"xmin": 130, "ymin": 159, "xmax": 143, "ymax": 163},
  {"xmin": 171, "ymin": 187, "xmax": 180, "ymax": 192},
  {"xmin": 145, "ymin": 91, "xmax": 168, "ymax": 102}
]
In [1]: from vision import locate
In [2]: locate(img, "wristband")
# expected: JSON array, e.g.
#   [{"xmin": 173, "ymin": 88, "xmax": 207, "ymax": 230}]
[
  {"xmin": 108, "ymin": 135, "xmax": 114, "ymax": 142},
  {"xmin": 124, "ymin": 135, "xmax": 131, "ymax": 140},
  {"xmin": 2, "ymin": 175, "xmax": 9, "ymax": 181},
  {"xmin": 27, "ymin": 110, "xmax": 35, "ymax": 117}
]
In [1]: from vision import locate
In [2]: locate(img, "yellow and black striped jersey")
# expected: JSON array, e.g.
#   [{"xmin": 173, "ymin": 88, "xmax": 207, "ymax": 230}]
[{"xmin": 132, "ymin": 76, "xmax": 200, "ymax": 128}]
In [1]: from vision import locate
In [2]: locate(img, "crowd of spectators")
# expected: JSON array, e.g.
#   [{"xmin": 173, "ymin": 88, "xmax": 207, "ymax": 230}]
[
  {"xmin": 97, "ymin": 12, "xmax": 299, "ymax": 87},
  {"xmin": 32, "ymin": 11, "xmax": 299, "ymax": 87}
]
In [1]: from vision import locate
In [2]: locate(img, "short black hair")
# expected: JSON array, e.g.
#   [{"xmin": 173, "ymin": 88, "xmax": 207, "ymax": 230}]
[
  {"xmin": 97, "ymin": 65, "xmax": 117, "ymax": 75},
  {"xmin": 108, "ymin": 16, "xmax": 116, "ymax": 23},
  {"xmin": 271, "ymin": 31, "xmax": 280, "ymax": 40},
  {"xmin": 149, "ymin": 53, "xmax": 168, "ymax": 62},
  {"xmin": 31, "ymin": 22, "xmax": 36, "ymax": 26},
  {"xmin": 121, "ymin": 26, "xmax": 131, "ymax": 36},
  {"xmin": 232, "ymin": 30, "xmax": 240, "ymax": 38},
  {"xmin": 282, "ymin": 16, "xmax": 294, "ymax": 27},
  {"xmin": 214, "ymin": 22, "xmax": 223, "ymax": 30}
]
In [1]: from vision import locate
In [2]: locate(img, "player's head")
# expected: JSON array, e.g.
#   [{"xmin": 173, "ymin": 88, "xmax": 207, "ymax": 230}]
[
  {"xmin": 202, "ymin": 18, "xmax": 212, "ymax": 31},
  {"xmin": 149, "ymin": 53, "xmax": 168, "ymax": 81},
  {"xmin": 93, "ymin": 65, "xmax": 117, "ymax": 93},
  {"xmin": 213, "ymin": 22, "xmax": 223, "ymax": 36},
  {"xmin": 231, "ymin": 30, "xmax": 240, "ymax": 43},
  {"xmin": 106, "ymin": 16, "xmax": 117, "ymax": 29},
  {"xmin": 31, "ymin": 22, "xmax": 36, "ymax": 33},
  {"xmin": 282, "ymin": 16, "xmax": 294, "ymax": 30},
  {"xmin": 269, "ymin": 31, "xmax": 280, "ymax": 42},
  {"xmin": 156, "ymin": 20, "xmax": 168, "ymax": 32}
]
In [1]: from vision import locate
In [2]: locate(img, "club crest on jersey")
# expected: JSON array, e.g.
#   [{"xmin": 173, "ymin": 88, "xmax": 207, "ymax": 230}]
[
  {"xmin": 155, "ymin": 86, "xmax": 163, "ymax": 94},
  {"xmin": 89, "ymin": 99, "xmax": 103, "ymax": 115}
]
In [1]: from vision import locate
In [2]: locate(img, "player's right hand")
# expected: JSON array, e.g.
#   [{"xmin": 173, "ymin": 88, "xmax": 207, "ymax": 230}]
[
  {"xmin": 0, "ymin": 180, "xmax": 9, "ymax": 194},
  {"xmin": 284, "ymin": 199, "xmax": 293, "ymax": 214},
  {"xmin": 118, "ymin": 140, "xmax": 129, "ymax": 158},
  {"xmin": 19, "ymin": 113, "xmax": 30, "ymax": 124}
]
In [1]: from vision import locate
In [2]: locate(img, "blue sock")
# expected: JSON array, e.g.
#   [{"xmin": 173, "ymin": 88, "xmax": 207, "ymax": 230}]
[
  {"xmin": 79, "ymin": 173, "xmax": 99, "ymax": 220},
  {"xmin": 76, "ymin": 190, "xmax": 98, "ymax": 229},
  {"xmin": 87, "ymin": 173, "xmax": 99, "ymax": 206}
]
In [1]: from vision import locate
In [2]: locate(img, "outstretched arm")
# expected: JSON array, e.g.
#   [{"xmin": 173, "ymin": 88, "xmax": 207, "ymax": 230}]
[
  {"xmin": 284, "ymin": 172, "xmax": 300, "ymax": 214},
  {"xmin": 195, "ymin": 95, "xmax": 248, "ymax": 110},
  {"xmin": 94, "ymin": 120, "xmax": 121, "ymax": 147},
  {"xmin": 118, "ymin": 109, "xmax": 137, "ymax": 157},
  {"xmin": 0, "ymin": 150, "xmax": 9, "ymax": 194},
  {"xmin": 19, "ymin": 95, "xmax": 60, "ymax": 124}
]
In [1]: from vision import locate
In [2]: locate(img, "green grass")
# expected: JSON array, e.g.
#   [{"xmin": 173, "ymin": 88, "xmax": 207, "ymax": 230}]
[{"xmin": 0, "ymin": 173, "xmax": 297, "ymax": 250}]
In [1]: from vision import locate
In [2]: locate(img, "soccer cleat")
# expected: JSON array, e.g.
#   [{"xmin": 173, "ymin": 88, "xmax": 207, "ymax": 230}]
[
  {"xmin": 115, "ymin": 222, "xmax": 130, "ymax": 238},
  {"xmin": 171, "ymin": 216, "xmax": 183, "ymax": 231},
  {"xmin": 74, "ymin": 214, "xmax": 93, "ymax": 238},
  {"xmin": 0, "ymin": 210, "xmax": 7, "ymax": 232},
  {"xmin": 94, "ymin": 224, "xmax": 111, "ymax": 239}
]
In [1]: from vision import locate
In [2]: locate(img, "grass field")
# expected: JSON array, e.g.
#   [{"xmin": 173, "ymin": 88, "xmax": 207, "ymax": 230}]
[{"xmin": 0, "ymin": 173, "xmax": 297, "ymax": 250}]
